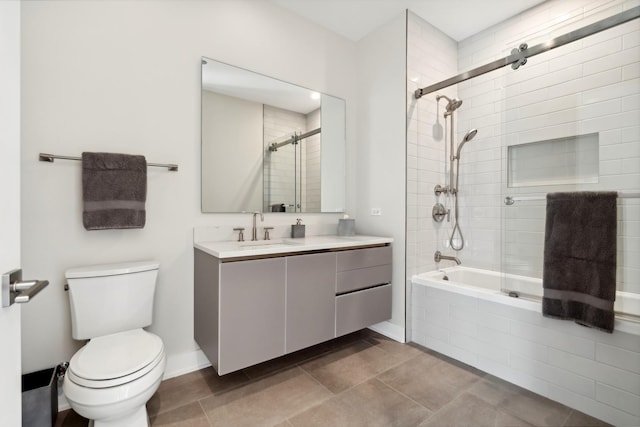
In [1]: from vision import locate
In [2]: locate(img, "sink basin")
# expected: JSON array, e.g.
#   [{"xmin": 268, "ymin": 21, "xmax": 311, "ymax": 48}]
[{"xmin": 238, "ymin": 239, "xmax": 300, "ymax": 250}]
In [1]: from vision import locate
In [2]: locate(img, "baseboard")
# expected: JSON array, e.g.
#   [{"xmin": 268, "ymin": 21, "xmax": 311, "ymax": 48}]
[
  {"xmin": 57, "ymin": 349, "xmax": 212, "ymax": 412},
  {"xmin": 368, "ymin": 321, "xmax": 406, "ymax": 343},
  {"xmin": 163, "ymin": 348, "xmax": 212, "ymax": 380}
]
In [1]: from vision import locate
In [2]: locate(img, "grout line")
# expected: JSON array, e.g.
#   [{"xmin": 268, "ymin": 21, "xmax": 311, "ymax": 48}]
[{"xmin": 198, "ymin": 399, "xmax": 215, "ymax": 427}]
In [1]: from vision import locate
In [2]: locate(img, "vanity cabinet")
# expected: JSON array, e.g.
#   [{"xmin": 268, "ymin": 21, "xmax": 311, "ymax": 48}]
[{"xmin": 194, "ymin": 242, "xmax": 392, "ymax": 375}]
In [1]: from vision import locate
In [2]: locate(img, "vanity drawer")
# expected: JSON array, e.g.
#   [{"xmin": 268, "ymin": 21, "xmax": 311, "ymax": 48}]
[
  {"xmin": 337, "ymin": 245, "xmax": 391, "ymax": 272},
  {"xmin": 335, "ymin": 284, "xmax": 392, "ymax": 337},
  {"xmin": 336, "ymin": 264, "xmax": 391, "ymax": 294},
  {"xmin": 336, "ymin": 246, "xmax": 392, "ymax": 293}
]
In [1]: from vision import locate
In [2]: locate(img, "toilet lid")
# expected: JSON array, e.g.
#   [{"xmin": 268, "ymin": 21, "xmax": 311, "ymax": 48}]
[{"xmin": 69, "ymin": 329, "xmax": 164, "ymax": 382}]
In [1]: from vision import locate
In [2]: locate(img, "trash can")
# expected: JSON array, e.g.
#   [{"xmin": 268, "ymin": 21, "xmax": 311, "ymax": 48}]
[{"xmin": 22, "ymin": 367, "xmax": 58, "ymax": 427}]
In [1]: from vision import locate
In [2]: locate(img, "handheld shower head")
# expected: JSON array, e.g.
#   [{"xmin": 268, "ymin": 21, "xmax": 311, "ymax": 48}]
[{"xmin": 455, "ymin": 129, "xmax": 478, "ymax": 158}]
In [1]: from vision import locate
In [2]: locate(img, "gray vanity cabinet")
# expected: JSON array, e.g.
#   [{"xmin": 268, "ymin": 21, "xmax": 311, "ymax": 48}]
[
  {"xmin": 194, "ymin": 243, "xmax": 392, "ymax": 375},
  {"xmin": 286, "ymin": 252, "xmax": 336, "ymax": 353}
]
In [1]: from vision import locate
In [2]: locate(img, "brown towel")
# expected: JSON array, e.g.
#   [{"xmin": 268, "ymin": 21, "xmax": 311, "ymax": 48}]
[
  {"xmin": 542, "ymin": 191, "xmax": 617, "ymax": 332},
  {"xmin": 82, "ymin": 152, "xmax": 147, "ymax": 230}
]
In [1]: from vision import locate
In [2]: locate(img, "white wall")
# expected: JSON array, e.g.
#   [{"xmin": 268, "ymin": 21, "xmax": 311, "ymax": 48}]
[
  {"xmin": 202, "ymin": 91, "xmax": 263, "ymax": 212},
  {"xmin": 320, "ymin": 94, "xmax": 346, "ymax": 213},
  {"xmin": 20, "ymin": 0, "xmax": 357, "ymax": 377},
  {"xmin": 355, "ymin": 12, "xmax": 407, "ymax": 339}
]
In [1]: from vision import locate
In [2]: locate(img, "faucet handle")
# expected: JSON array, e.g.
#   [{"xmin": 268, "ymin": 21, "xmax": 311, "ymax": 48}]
[
  {"xmin": 233, "ymin": 227, "xmax": 245, "ymax": 242},
  {"xmin": 263, "ymin": 227, "xmax": 274, "ymax": 240}
]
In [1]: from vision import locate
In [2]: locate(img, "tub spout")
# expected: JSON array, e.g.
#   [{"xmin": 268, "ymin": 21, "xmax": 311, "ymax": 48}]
[{"xmin": 434, "ymin": 251, "xmax": 461, "ymax": 265}]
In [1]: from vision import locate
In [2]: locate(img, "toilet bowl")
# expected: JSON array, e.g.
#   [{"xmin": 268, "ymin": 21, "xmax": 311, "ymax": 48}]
[
  {"xmin": 63, "ymin": 261, "xmax": 165, "ymax": 427},
  {"xmin": 63, "ymin": 329, "xmax": 165, "ymax": 426}
]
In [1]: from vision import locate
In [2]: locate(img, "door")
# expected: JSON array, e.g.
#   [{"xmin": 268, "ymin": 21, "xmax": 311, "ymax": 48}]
[{"xmin": 1, "ymin": 2, "xmax": 22, "ymax": 426}]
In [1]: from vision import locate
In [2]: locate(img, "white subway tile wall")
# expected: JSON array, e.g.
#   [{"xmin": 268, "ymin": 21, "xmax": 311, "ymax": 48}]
[
  {"xmin": 263, "ymin": 105, "xmax": 321, "ymax": 212},
  {"xmin": 406, "ymin": 11, "xmax": 459, "ymax": 283},
  {"xmin": 408, "ymin": 0, "xmax": 640, "ymax": 424}
]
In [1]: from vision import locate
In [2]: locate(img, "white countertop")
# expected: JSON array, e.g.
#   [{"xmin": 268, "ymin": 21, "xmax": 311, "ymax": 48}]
[{"xmin": 194, "ymin": 235, "xmax": 393, "ymax": 259}]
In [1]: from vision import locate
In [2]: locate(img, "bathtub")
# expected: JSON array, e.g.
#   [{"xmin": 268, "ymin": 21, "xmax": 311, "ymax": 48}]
[
  {"xmin": 411, "ymin": 266, "xmax": 640, "ymax": 427},
  {"xmin": 414, "ymin": 266, "xmax": 640, "ymax": 318}
]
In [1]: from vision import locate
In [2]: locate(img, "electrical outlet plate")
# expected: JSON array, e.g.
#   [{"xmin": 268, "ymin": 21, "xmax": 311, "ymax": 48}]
[{"xmin": 371, "ymin": 208, "xmax": 382, "ymax": 216}]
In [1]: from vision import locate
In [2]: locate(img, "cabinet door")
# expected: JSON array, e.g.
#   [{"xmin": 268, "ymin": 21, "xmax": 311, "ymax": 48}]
[
  {"xmin": 286, "ymin": 252, "xmax": 336, "ymax": 353},
  {"xmin": 219, "ymin": 258, "xmax": 286, "ymax": 374}
]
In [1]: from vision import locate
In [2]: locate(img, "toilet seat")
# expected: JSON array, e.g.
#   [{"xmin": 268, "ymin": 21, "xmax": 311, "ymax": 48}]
[{"xmin": 68, "ymin": 329, "xmax": 164, "ymax": 389}]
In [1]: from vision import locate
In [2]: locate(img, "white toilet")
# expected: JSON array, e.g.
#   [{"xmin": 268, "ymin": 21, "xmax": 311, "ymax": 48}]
[{"xmin": 63, "ymin": 260, "xmax": 166, "ymax": 427}]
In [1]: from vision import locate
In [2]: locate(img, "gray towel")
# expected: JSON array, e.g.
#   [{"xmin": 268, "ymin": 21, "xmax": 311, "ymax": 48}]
[
  {"xmin": 82, "ymin": 152, "xmax": 147, "ymax": 230},
  {"xmin": 542, "ymin": 191, "xmax": 617, "ymax": 333}
]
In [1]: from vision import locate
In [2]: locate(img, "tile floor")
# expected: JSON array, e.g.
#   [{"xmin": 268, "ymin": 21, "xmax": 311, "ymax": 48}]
[{"xmin": 54, "ymin": 330, "xmax": 611, "ymax": 427}]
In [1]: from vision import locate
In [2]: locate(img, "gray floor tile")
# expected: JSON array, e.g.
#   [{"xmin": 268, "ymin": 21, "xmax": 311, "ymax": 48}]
[
  {"xmin": 199, "ymin": 366, "xmax": 332, "ymax": 427},
  {"xmin": 378, "ymin": 352, "xmax": 482, "ymax": 411},
  {"xmin": 150, "ymin": 402, "xmax": 210, "ymax": 426},
  {"xmin": 364, "ymin": 331, "xmax": 424, "ymax": 363},
  {"xmin": 299, "ymin": 339, "xmax": 406, "ymax": 394},
  {"xmin": 467, "ymin": 376, "xmax": 572, "ymax": 426},
  {"xmin": 55, "ymin": 331, "xmax": 608, "ymax": 427},
  {"xmin": 289, "ymin": 378, "xmax": 432, "ymax": 427},
  {"xmin": 419, "ymin": 392, "xmax": 533, "ymax": 427},
  {"xmin": 147, "ymin": 367, "xmax": 249, "ymax": 417},
  {"xmin": 563, "ymin": 409, "xmax": 613, "ymax": 426}
]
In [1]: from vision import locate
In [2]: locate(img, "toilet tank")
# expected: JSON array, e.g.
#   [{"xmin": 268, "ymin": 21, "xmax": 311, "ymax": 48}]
[{"xmin": 65, "ymin": 261, "xmax": 160, "ymax": 340}]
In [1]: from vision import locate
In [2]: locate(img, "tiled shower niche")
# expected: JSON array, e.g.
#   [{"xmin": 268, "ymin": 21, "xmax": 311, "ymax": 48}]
[{"xmin": 507, "ymin": 133, "xmax": 600, "ymax": 187}]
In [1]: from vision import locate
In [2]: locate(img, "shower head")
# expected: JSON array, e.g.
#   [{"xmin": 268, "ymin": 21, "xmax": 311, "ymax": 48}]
[
  {"xmin": 436, "ymin": 95, "xmax": 463, "ymax": 116},
  {"xmin": 446, "ymin": 99, "xmax": 463, "ymax": 114},
  {"xmin": 455, "ymin": 129, "xmax": 478, "ymax": 158}
]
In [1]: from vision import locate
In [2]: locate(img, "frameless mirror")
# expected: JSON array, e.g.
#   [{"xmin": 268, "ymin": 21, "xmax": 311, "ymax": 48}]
[{"xmin": 201, "ymin": 57, "xmax": 346, "ymax": 213}]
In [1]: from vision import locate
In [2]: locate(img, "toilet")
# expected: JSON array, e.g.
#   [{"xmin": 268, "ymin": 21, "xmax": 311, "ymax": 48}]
[{"xmin": 63, "ymin": 261, "xmax": 166, "ymax": 427}]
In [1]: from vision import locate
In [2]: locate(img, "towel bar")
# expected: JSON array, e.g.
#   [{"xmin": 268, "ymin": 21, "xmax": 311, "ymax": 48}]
[
  {"xmin": 505, "ymin": 192, "xmax": 640, "ymax": 205},
  {"xmin": 39, "ymin": 153, "xmax": 178, "ymax": 171}
]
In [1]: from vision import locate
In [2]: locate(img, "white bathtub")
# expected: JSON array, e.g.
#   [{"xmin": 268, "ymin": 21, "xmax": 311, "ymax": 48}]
[
  {"xmin": 411, "ymin": 266, "xmax": 640, "ymax": 427},
  {"xmin": 415, "ymin": 266, "xmax": 640, "ymax": 318}
]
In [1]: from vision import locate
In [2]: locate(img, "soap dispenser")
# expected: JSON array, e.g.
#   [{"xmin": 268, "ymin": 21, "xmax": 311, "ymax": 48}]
[{"xmin": 291, "ymin": 218, "xmax": 305, "ymax": 238}]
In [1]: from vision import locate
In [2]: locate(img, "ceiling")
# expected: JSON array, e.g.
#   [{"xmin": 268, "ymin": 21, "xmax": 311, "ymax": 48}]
[{"xmin": 272, "ymin": 0, "xmax": 547, "ymax": 42}]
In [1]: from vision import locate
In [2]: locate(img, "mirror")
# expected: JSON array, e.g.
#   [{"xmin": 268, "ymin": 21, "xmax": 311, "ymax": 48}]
[{"xmin": 201, "ymin": 57, "xmax": 346, "ymax": 213}]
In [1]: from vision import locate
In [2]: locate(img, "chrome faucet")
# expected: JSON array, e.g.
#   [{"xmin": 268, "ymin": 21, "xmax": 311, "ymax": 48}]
[
  {"xmin": 251, "ymin": 211, "xmax": 264, "ymax": 241},
  {"xmin": 434, "ymin": 250, "xmax": 461, "ymax": 265}
]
